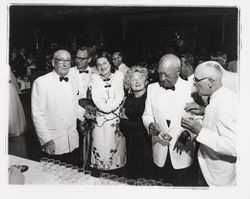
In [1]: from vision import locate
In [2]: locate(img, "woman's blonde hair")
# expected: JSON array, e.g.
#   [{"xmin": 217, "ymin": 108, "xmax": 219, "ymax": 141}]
[{"xmin": 123, "ymin": 65, "xmax": 149, "ymax": 91}]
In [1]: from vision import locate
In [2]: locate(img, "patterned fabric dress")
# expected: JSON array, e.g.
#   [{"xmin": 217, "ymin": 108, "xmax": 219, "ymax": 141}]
[{"xmin": 90, "ymin": 71, "xmax": 126, "ymax": 170}]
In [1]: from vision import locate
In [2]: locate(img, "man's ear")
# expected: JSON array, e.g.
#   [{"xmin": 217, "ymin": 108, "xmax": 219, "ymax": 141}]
[{"xmin": 51, "ymin": 59, "xmax": 55, "ymax": 68}]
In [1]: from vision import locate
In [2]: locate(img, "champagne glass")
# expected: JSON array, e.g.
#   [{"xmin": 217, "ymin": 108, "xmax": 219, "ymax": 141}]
[
  {"xmin": 137, "ymin": 178, "xmax": 147, "ymax": 186},
  {"xmin": 127, "ymin": 179, "xmax": 136, "ymax": 186},
  {"xmin": 77, "ymin": 168, "xmax": 85, "ymax": 184},
  {"xmin": 118, "ymin": 177, "xmax": 127, "ymax": 185},
  {"xmin": 63, "ymin": 164, "xmax": 73, "ymax": 183},
  {"xmin": 40, "ymin": 157, "xmax": 49, "ymax": 171},
  {"xmin": 146, "ymin": 179, "xmax": 156, "ymax": 186},
  {"xmin": 108, "ymin": 174, "xmax": 119, "ymax": 185},
  {"xmin": 100, "ymin": 172, "xmax": 110, "ymax": 185},
  {"xmin": 155, "ymin": 181, "xmax": 164, "ymax": 186},
  {"xmin": 83, "ymin": 170, "xmax": 91, "ymax": 183},
  {"xmin": 71, "ymin": 166, "xmax": 79, "ymax": 184}
]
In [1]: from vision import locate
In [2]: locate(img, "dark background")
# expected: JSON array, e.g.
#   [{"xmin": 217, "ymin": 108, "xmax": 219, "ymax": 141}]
[{"xmin": 9, "ymin": 5, "xmax": 238, "ymax": 66}]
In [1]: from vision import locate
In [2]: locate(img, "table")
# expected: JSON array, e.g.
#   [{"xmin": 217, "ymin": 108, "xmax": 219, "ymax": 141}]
[{"xmin": 8, "ymin": 155, "xmax": 103, "ymax": 185}]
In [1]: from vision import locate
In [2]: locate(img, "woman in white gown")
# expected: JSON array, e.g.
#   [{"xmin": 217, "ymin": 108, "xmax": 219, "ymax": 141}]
[
  {"xmin": 9, "ymin": 69, "xmax": 26, "ymax": 137},
  {"xmin": 89, "ymin": 52, "xmax": 126, "ymax": 176}
]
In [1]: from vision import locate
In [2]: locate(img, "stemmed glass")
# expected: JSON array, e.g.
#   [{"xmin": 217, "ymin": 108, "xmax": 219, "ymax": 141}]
[
  {"xmin": 100, "ymin": 172, "xmax": 110, "ymax": 185},
  {"xmin": 40, "ymin": 157, "xmax": 49, "ymax": 172},
  {"xmin": 63, "ymin": 164, "xmax": 73, "ymax": 184},
  {"xmin": 77, "ymin": 168, "xmax": 85, "ymax": 184},
  {"xmin": 127, "ymin": 179, "xmax": 136, "ymax": 186},
  {"xmin": 108, "ymin": 174, "xmax": 119, "ymax": 185},
  {"xmin": 136, "ymin": 178, "xmax": 147, "ymax": 186}
]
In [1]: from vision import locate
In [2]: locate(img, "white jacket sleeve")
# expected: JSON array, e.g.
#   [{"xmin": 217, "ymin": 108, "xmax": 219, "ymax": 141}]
[
  {"xmin": 196, "ymin": 100, "xmax": 237, "ymax": 157},
  {"xmin": 142, "ymin": 85, "xmax": 155, "ymax": 134},
  {"xmin": 31, "ymin": 79, "xmax": 52, "ymax": 146}
]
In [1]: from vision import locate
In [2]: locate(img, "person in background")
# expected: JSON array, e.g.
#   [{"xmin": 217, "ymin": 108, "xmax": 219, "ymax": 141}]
[
  {"xmin": 142, "ymin": 54, "xmax": 197, "ymax": 186},
  {"xmin": 112, "ymin": 52, "xmax": 129, "ymax": 76},
  {"xmin": 120, "ymin": 65, "xmax": 153, "ymax": 179},
  {"xmin": 181, "ymin": 61, "xmax": 237, "ymax": 186},
  {"xmin": 88, "ymin": 51, "xmax": 126, "ymax": 177},
  {"xmin": 9, "ymin": 68, "xmax": 26, "ymax": 137},
  {"xmin": 31, "ymin": 49, "xmax": 80, "ymax": 166}
]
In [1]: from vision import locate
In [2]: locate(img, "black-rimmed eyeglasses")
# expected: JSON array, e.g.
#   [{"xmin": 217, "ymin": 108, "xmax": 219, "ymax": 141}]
[
  {"xmin": 75, "ymin": 56, "xmax": 89, "ymax": 61},
  {"xmin": 54, "ymin": 58, "xmax": 71, "ymax": 64},
  {"xmin": 193, "ymin": 77, "xmax": 210, "ymax": 83}
]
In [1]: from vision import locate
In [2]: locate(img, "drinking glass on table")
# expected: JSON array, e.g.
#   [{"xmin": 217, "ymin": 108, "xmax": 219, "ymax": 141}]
[
  {"xmin": 100, "ymin": 172, "xmax": 110, "ymax": 185},
  {"xmin": 146, "ymin": 179, "xmax": 156, "ymax": 186},
  {"xmin": 109, "ymin": 174, "xmax": 119, "ymax": 185},
  {"xmin": 82, "ymin": 170, "xmax": 91, "ymax": 183},
  {"xmin": 40, "ymin": 157, "xmax": 49, "ymax": 171},
  {"xmin": 51, "ymin": 160, "xmax": 61, "ymax": 174},
  {"xmin": 136, "ymin": 178, "xmax": 147, "ymax": 186},
  {"xmin": 45, "ymin": 159, "xmax": 55, "ymax": 172},
  {"xmin": 63, "ymin": 164, "xmax": 73, "ymax": 183},
  {"xmin": 155, "ymin": 181, "xmax": 164, "ymax": 186},
  {"xmin": 118, "ymin": 177, "xmax": 127, "ymax": 185},
  {"xmin": 77, "ymin": 168, "xmax": 85, "ymax": 184},
  {"xmin": 56, "ymin": 163, "xmax": 66, "ymax": 183},
  {"xmin": 71, "ymin": 166, "xmax": 79, "ymax": 184},
  {"xmin": 127, "ymin": 179, "xmax": 136, "ymax": 186}
]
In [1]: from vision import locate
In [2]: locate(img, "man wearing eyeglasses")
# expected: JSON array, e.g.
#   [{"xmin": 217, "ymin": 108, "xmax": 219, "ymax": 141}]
[
  {"xmin": 181, "ymin": 61, "xmax": 237, "ymax": 186},
  {"xmin": 32, "ymin": 49, "xmax": 80, "ymax": 166},
  {"xmin": 142, "ymin": 54, "xmax": 197, "ymax": 186},
  {"xmin": 69, "ymin": 46, "xmax": 97, "ymax": 168}
]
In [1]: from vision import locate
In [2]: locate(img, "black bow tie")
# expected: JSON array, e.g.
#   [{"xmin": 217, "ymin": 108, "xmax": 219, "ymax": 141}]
[
  {"xmin": 59, "ymin": 76, "xmax": 69, "ymax": 82},
  {"xmin": 165, "ymin": 86, "xmax": 175, "ymax": 91},
  {"xmin": 79, "ymin": 70, "xmax": 89, "ymax": 74},
  {"xmin": 180, "ymin": 74, "xmax": 188, "ymax": 81},
  {"xmin": 103, "ymin": 78, "xmax": 110, "ymax": 82},
  {"xmin": 104, "ymin": 84, "xmax": 111, "ymax": 88}
]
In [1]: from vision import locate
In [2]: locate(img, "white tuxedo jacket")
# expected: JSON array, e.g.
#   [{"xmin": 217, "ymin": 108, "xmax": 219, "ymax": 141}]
[
  {"xmin": 196, "ymin": 87, "xmax": 237, "ymax": 186},
  {"xmin": 142, "ymin": 78, "xmax": 195, "ymax": 169},
  {"xmin": 31, "ymin": 70, "xmax": 79, "ymax": 154}
]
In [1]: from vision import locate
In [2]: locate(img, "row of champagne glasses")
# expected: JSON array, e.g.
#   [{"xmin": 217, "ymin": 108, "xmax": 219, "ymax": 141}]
[{"xmin": 40, "ymin": 157, "xmax": 173, "ymax": 186}]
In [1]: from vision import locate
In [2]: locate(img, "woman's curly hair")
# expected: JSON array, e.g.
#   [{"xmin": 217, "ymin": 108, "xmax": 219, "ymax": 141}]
[{"xmin": 123, "ymin": 65, "xmax": 149, "ymax": 91}]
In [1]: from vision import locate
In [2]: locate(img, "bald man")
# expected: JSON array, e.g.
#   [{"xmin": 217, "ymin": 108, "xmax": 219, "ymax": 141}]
[
  {"xmin": 181, "ymin": 61, "xmax": 237, "ymax": 186},
  {"xmin": 142, "ymin": 54, "xmax": 197, "ymax": 186},
  {"xmin": 32, "ymin": 49, "xmax": 80, "ymax": 166}
]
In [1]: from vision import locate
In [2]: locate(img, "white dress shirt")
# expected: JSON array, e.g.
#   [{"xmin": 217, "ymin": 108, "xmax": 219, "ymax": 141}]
[
  {"xmin": 197, "ymin": 87, "xmax": 237, "ymax": 186},
  {"xmin": 118, "ymin": 63, "xmax": 129, "ymax": 76}
]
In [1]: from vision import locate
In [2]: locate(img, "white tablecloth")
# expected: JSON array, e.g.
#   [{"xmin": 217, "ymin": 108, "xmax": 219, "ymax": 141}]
[{"xmin": 8, "ymin": 155, "xmax": 102, "ymax": 185}]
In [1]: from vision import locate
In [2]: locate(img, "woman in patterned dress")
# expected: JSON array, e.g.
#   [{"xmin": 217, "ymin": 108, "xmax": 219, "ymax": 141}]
[{"xmin": 89, "ymin": 52, "xmax": 126, "ymax": 177}]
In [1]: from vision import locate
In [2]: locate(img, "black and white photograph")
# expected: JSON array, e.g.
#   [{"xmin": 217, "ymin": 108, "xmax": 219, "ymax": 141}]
[{"xmin": 0, "ymin": 0, "xmax": 250, "ymax": 198}]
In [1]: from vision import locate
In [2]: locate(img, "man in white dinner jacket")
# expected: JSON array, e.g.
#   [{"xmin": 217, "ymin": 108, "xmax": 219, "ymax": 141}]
[
  {"xmin": 142, "ymin": 54, "xmax": 197, "ymax": 186},
  {"xmin": 112, "ymin": 52, "xmax": 129, "ymax": 76},
  {"xmin": 31, "ymin": 49, "xmax": 80, "ymax": 166},
  {"xmin": 181, "ymin": 61, "xmax": 237, "ymax": 186}
]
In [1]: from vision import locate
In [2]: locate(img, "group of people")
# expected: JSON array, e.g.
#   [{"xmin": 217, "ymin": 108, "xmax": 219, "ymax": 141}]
[{"xmin": 30, "ymin": 46, "xmax": 237, "ymax": 187}]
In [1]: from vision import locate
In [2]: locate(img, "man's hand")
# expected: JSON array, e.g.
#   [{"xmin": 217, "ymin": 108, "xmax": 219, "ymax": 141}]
[
  {"xmin": 173, "ymin": 130, "xmax": 191, "ymax": 155},
  {"xmin": 184, "ymin": 102, "xmax": 205, "ymax": 116},
  {"xmin": 84, "ymin": 104, "xmax": 97, "ymax": 120},
  {"xmin": 148, "ymin": 122, "xmax": 161, "ymax": 136},
  {"xmin": 42, "ymin": 140, "xmax": 56, "ymax": 155},
  {"xmin": 181, "ymin": 117, "xmax": 202, "ymax": 135}
]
